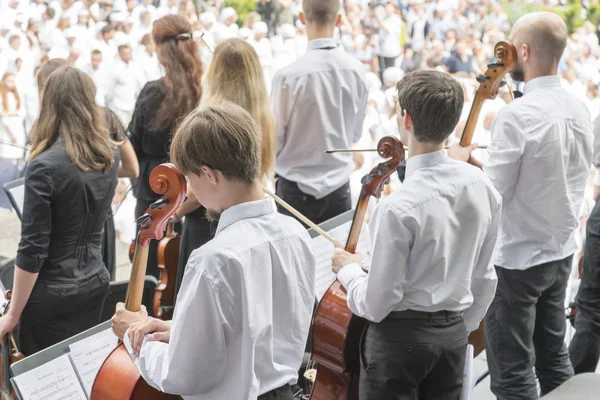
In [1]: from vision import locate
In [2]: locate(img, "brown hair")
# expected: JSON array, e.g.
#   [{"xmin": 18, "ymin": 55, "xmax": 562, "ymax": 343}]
[
  {"xmin": 152, "ymin": 14, "xmax": 202, "ymax": 132},
  {"xmin": 396, "ymin": 70, "xmax": 463, "ymax": 143},
  {"xmin": 302, "ymin": 0, "xmax": 339, "ymax": 25},
  {"xmin": 30, "ymin": 66, "xmax": 115, "ymax": 173},
  {"xmin": 36, "ymin": 58, "xmax": 68, "ymax": 92},
  {"xmin": 200, "ymin": 38, "xmax": 274, "ymax": 181},
  {"xmin": 0, "ymin": 73, "xmax": 20, "ymax": 112},
  {"xmin": 170, "ymin": 102, "xmax": 260, "ymax": 183}
]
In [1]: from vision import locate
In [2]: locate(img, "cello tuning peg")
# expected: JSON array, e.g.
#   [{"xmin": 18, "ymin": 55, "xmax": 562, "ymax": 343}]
[
  {"xmin": 384, "ymin": 177, "xmax": 390, "ymax": 185},
  {"xmin": 136, "ymin": 213, "xmax": 152, "ymax": 225},
  {"xmin": 361, "ymin": 174, "xmax": 374, "ymax": 185},
  {"xmin": 476, "ymin": 74, "xmax": 489, "ymax": 84},
  {"xmin": 150, "ymin": 198, "xmax": 169, "ymax": 209}
]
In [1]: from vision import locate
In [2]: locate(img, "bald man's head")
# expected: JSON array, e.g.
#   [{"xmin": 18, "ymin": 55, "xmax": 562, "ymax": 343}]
[{"xmin": 510, "ymin": 12, "xmax": 567, "ymax": 81}]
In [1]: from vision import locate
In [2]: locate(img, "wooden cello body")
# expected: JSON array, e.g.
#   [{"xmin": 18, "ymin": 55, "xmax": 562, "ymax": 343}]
[
  {"xmin": 91, "ymin": 164, "xmax": 185, "ymax": 400},
  {"xmin": 310, "ymin": 137, "xmax": 405, "ymax": 399},
  {"xmin": 460, "ymin": 41, "xmax": 516, "ymax": 357},
  {"xmin": 154, "ymin": 220, "xmax": 180, "ymax": 320}
]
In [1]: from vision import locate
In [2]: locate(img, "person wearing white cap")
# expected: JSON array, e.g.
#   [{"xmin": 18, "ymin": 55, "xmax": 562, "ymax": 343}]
[
  {"xmin": 220, "ymin": 7, "xmax": 238, "ymax": 35},
  {"xmin": 383, "ymin": 66, "xmax": 404, "ymax": 116},
  {"xmin": 237, "ymin": 27, "xmax": 254, "ymax": 42},
  {"xmin": 271, "ymin": 0, "xmax": 368, "ymax": 225}
]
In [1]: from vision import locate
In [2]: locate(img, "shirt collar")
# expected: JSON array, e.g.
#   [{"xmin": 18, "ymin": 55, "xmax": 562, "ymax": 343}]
[
  {"xmin": 307, "ymin": 38, "xmax": 338, "ymax": 51},
  {"xmin": 405, "ymin": 149, "xmax": 449, "ymax": 177},
  {"xmin": 215, "ymin": 198, "xmax": 276, "ymax": 235},
  {"xmin": 523, "ymin": 75, "xmax": 561, "ymax": 95}
]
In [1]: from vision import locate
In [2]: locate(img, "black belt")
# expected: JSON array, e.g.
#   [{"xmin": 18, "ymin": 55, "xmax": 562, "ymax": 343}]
[
  {"xmin": 388, "ymin": 309, "xmax": 463, "ymax": 320},
  {"xmin": 257, "ymin": 383, "xmax": 291, "ymax": 400}
]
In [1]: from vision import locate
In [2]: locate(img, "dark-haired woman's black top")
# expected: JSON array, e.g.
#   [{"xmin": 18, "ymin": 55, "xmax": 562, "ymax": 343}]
[
  {"xmin": 16, "ymin": 140, "xmax": 118, "ymax": 355},
  {"xmin": 128, "ymin": 80, "xmax": 179, "ymax": 279}
]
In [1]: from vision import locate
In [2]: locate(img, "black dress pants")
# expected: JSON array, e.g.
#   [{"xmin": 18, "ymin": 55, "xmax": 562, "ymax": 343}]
[
  {"xmin": 359, "ymin": 310, "xmax": 467, "ymax": 400},
  {"xmin": 275, "ymin": 177, "xmax": 352, "ymax": 226},
  {"xmin": 485, "ymin": 257, "xmax": 574, "ymax": 399},
  {"xmin": 18, "ymin": 269, "xmax": 110, "ymax": 356},
  {"xmin": 257, "ymin": 384, "xmax": 293, "ymax": 400},
  {"xmin": 570, "ymin": 199, "xmax": 600, "ymax": 373}
]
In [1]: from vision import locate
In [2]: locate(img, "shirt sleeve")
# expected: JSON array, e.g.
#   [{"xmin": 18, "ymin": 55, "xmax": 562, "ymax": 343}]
[
  {"xmin": 271, "ymin": 73, "xmax": 292, "ymax": 157},
  {"xmin": 484, "ymin": 108, "xmax": 525, "ymax": 203},
  {"xmin": 15, "ymin": 160, "xmax": 54, "ymax": 273},
  {"xmin": 593, "ymin": 113, "xmax": 600, "ymax": 167},
  {"xmin": 462, "ymin": 201, "xmax": 501, "ymax": 333},
  {"xmin": 124, "ymin": 264, "xmax": 238, "ymax": 395},
  {"xmin": 337, "ymin": 205, "xmax": 411, "ymax": 323}
]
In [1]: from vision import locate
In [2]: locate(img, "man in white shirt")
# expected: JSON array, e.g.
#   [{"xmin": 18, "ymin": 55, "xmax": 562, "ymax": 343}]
[
  {"xmin": 450, "ymin": 12, "xmax": 593, "ymax": 399},
  {"xmin": 105, "ymin": 43, "xmax": 139, "ymax": 126},
  {"xmin": 332, "ymin": 70, "xmax": 501, "ymax": 399},
  {"xmin": 271, "ymin": 0, "xmax": 368, "ymax": 225},
  {"xmin": 80, "ymin": 49, "xmax": 107, "ymax": 106},
  {"xmin": 111, "ymin": 103, "xmax": 316, "ymax": 400}
]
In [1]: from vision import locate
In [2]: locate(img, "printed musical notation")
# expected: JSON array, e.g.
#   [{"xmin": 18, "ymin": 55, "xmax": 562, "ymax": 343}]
[
  {"xmin": 68, "ymin": 328, "xmax": 119, "ymax": 397},
  {"xmin": 313, "ymin": 221, "xmax": 373, "ymax": 301},
  {"xmin": 12, "ymin": 354, "xmax": 87, "ymax": 400}
]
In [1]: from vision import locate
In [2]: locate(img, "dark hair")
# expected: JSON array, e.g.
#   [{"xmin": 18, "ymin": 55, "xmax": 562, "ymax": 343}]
[
  {"xmin": 45, "ymin": 7, "xmax": 56, "ymax": 19},
  {"xmin": 396, "ymin": 70, "xmax": 463, "ymax": 143},
  {"xmin": 118, "ymin": 44, "xmax": 130, "ymax": 52},
  {"xmin": 140, "ymin": 33, "xmax": 152, "ymax": 46},
  {"xmin": 302, "ymin": 0, "xmax": 339, "ymax": 25},
  {"xmin": 37, "ymin": 58, "xmax": 68, "ymax": 92},
  {"xmin": 91, "ymin": 49, "xmax": 102, "ymax": 56},
  {"xmin": 152, "ymin": 14, "xmax": 202, "ymax": 132},
  {"xmin": 101, "ymin": 25, "xmax": 115, "ymax": 36},
  {"xmin": 170, "ymin": 102, "xmax": 260, "ymax": 183}
]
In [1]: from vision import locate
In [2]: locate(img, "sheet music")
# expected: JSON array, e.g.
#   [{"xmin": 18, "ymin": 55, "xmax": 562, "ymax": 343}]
[
  {"xmin": 68, "ymin": 328, "xmax": 119, "ymax": 397},
  {"xmin": 12, "ymin": 354, "xmax": 87, "ymax": 400},
  {"xmin": 8, "ymin": 183, "xmax": 25, "ymax": 215},
  {"xmin": 459, "ymin": 344, "xmax": 474, "ymax": 400},
  {"xmin": 313, "ymin": 221, "xmax": 373, "ymax": 301}
]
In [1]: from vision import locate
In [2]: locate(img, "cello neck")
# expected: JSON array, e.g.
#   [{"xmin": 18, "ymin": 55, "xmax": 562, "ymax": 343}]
[
  {"xmin": 125, "ymin": 239, "xmax": 150, "ymax": 312},
  {"xmin": 345, "ymin": 191, "xmax": 370, "ymax": 253},
  {"xmin": 460, "ymin": 92, "xmax": 484, "ymax": 147}
]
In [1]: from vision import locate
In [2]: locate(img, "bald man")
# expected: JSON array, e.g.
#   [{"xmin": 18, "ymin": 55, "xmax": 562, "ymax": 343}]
[{"xmin": 449, "ymin": 12, "xmax": 593, "ymax": 399}]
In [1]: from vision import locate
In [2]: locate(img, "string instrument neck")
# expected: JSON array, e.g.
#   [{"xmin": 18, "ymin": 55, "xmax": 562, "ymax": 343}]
[
  {"xmin": 460, "ymin": 92, "xmax": 484, "ymax": 148},
  {"xmin": 125, "ymin": 239, "xmax": 150, "ymax": 312}
]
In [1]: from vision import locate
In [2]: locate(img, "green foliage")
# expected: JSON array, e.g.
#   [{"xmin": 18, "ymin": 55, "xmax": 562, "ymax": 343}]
[
  {"xmin": 548, "ymin": 0, "xmax": 584, "ymax": 34},
  {"xmin": 225, "ymin": 0, "xmax": 257, "ymax": 27},
  {"xmin": 500, "ymin": 1, "xmax": 546, "ymax": 26},
  {"xmin": 500, "ymin": 0, "xmax": 596, "ymax": 34}
]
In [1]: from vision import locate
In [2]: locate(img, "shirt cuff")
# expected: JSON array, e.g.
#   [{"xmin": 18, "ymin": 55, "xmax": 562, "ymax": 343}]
[
  {"xmin": 337, "ymin": 263, "xmax": 367, "ymax": 290},
  {"xmin": 122, "ymin": 328, "xmax": 137, "ymax": 359}
]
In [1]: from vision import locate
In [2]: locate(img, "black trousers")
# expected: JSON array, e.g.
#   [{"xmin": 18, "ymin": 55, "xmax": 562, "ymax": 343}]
[
  {"xmin": 570, "ymin": 200, "xmax": 600, "ymax": 374},
  {"xmin": 359, "ymin": 310, "xmax": 467, "ymax": 400},
  {"xmin": 18, "ymin": 269, "xmax": 110, "ymax": 356},
  {"xmin": 275, "ymin": 177, "xmax": 351, "ymax": 226},
  {"xmin": 378, "ymin": 56, "xmax": 396, "ymax": 82},
  {"xmin": 485, "ymin": 257, "xmax": 574, "ymax": 400},
  {"xmin": 257, "ymin": 384, "xmax": 293, "ymax": 400}
]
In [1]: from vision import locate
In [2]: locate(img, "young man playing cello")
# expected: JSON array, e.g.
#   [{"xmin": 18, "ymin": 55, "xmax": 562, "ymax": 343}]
[
  {"xmin": 331, "ymin": 70, "xmax": 501, "ymax": 399},
  {"xmin": 111, "ymin": 102, "xmax": 316, "ymax": 400}
]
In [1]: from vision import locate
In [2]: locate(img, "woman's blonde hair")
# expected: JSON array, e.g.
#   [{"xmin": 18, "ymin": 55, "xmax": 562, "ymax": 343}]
[
  {"xmin": 30, "ymin": 66, "xmax": 115, "ymax": 173},
  {"xmin": 200, "ymin": 38, "xmax": 275, "ymax": 181}
]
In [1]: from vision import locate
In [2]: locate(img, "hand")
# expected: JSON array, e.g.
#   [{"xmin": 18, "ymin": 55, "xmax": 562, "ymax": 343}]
[
  {"xmin": 111, "ymin": 302, "xmax": 148, "ymax": 341},
  {"xmin": 0, "ymin": 314, "xmax": 18, "ymax": 338},
  {"xmin": 447, "ymin": 143, "xmax": 479, "ymax": 162},
  {"xmin": 332, "ymin": 248, "xmax": 363, "ymax": 274},
  {"xmin": 128, "ymin": 317, "xmax": 171, "ymax": 356}
]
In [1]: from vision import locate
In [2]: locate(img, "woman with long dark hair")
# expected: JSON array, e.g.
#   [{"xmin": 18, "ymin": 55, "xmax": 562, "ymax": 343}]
[
  {"xmin": 0, "ymin": 66, "xmax": 118, "ymax": 355},
  {"xmin": 129, "ymin": 14, "xmax": 203, "ymax": 279}
]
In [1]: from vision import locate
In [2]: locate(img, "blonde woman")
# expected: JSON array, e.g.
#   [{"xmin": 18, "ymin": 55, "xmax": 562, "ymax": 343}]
[
  {"xmin": 0, "ymin": 66, "xmax": 118, "ymax": 355},
  {"xmin": 172, "ymin": 38, "xmax": 276, "ymax": 295}
]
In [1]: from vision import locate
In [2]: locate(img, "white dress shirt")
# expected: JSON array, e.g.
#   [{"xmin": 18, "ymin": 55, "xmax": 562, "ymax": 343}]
[
  {"xmin": 123, "ymin": 198, "xmax": 316, "ymax": 399},
  {"xmin": 105, "ymin": 59, "xmax": 140, "ymax": 113},
  {"xmin": 484, "ymin": 75, "xmax": 593, "ymax": 269},
  {"xmin": 271, "ymin": 37, "xmax": 369, "ymax": 199},
  {"xmin": 337, "ymin": 150, "xmax": 501, "ymax": 333}
]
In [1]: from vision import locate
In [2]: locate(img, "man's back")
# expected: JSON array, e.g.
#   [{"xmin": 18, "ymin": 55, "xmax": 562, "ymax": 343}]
[
  {"xmin": 135, "ymin": 199, "xmax": 316, "ymax": 399},
  {"xmin": 485, "ymin": 76, "xmax": 593, "ymax": 269},
  {"xmin": 271, "ymin": 38, "xmax": 368, "ymax": 199}
]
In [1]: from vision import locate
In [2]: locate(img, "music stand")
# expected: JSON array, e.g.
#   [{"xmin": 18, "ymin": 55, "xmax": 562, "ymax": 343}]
[{"xmin": 3, "ymin": 178, "xmax": 25, "ymax": 220}]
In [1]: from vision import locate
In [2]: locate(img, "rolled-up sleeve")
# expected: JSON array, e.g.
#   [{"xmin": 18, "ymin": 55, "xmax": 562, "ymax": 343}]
[{"xmin": 15, "ymin": 160, "xmax": 53, "ymax": 273}]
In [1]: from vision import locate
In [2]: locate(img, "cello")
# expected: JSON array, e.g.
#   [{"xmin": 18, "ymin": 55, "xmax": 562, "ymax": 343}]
[
  {"xmin": 153, "ymin": 219, "xmax": 180, "ymax": 320},
  {"xmin": 91, "ymin": 163, "xmax": 185, "ymax": 400},
  {"xmin": 309, "ymin": 136, "xmax": 405, "ymax": 400},
  {"xmin": 459, "ymin": 41, "xmax": 516, "ymax": 357}
]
